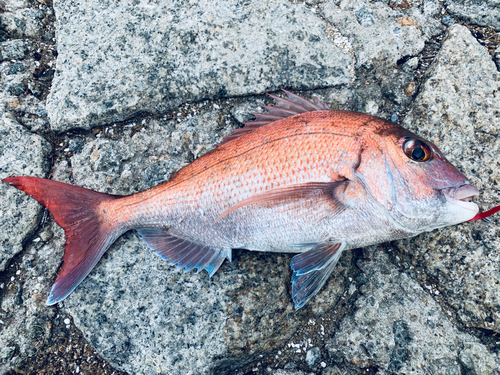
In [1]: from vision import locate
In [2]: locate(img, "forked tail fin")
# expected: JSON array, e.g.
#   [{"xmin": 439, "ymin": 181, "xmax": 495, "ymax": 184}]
[{"xmin": 2, "ymin": 176, "xmax": 124, "ymax": 305}]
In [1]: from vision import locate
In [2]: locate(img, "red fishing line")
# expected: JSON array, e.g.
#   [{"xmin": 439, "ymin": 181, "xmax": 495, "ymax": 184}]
[{"xmin": 468, "ymin": 205, "xmax": 500, "ymax": 221}]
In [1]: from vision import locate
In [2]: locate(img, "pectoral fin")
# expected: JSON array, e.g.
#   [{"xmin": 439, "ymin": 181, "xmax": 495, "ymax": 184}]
[
  {"xmin": 216, "ymin": 180, "xmax": 348, "ymax": 222},
  {"xmin": 291, "ymin": 242, "xmax": 345, "ymax": 309}
]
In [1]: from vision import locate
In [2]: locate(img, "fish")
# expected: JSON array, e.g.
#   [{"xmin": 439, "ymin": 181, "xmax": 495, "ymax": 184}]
[{"xmin": 3, "ymin": 90, "xmax": 494, "ymax": 309}]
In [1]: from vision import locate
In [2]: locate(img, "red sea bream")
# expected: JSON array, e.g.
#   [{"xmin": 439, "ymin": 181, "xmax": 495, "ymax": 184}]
[{"xmin": 3, "ymin": 91, "xmax": 485, "ymax": 308}]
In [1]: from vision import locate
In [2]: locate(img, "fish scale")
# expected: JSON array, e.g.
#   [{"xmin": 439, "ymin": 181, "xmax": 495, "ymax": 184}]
[{"xmin": 3, "ymin": 91, "xmax": 487, "ymax": 309}]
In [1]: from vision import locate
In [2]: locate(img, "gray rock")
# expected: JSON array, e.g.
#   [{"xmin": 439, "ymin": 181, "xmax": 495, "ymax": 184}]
[
  {"xmin": 327, "ymin": 247, "xmax": 499, "ymax": 373},
  {"xmin": 0, "ymin": 110, "xmax": 50, "ymax": 271},
  {"xmin": 46, "ymin": 0, "xmax": 353, "ymax": 132},
  {"xmin": 318, "ymin": 0, "xmax": 442, "ymax": 70},
  {"xmin": 400, "ymin": 25, "xmax": 500, "ymax": 332},
  {"xmin": 6, "ymin": 62, "xmax": 25, "ymax": 75},
  {"xmin": 441, "ymin": 15, "xmax": 455, "ymax": 27},
  {"xmin": 0, "ymin": 6, "xmax": 45, "ymax": 39},
  {"xmin": 0, "ymin": 40, "xmax": 27, "ymax": 61},
  {"xmin": 6, "ymin": 83, "xmax": 26, "ymax": 96},
  {"xmin": 445, "ymin": 0, "xmax": 500, "ymax": 31},
  {"xmin": 0, "ymin": 111, "xmax": 55, "ymax": 375},
  {"xmin": 0, "ymin": 222, "xmax": 65, "ymax": 375},
  {"xmin": 401, "ymin": 56, "xmax": 419, "ymax": 73},
  {"xmin": 271, "ymin": 370, "xmax": 312, "ymax": 375},
  {"xmin": 305, "ymin": 347, "xmax": 321, "ymax": 368},
  {"xmin": 321, "ymin": 366, "xmax": 342, "ymax": 375}
]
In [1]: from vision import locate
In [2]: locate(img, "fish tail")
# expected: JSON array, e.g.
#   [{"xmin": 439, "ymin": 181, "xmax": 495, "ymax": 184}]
[{"xmin": 3, "ymin": 176, "xmax": 125, "ymax": 305}]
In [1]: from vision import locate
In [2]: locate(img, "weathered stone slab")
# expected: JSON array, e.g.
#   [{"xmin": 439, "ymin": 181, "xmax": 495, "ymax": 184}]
[
  {"xmin": 46, "ymin": 0, "xmax": 353, "ymax": 132},
  {"xmin": 328, "ymin": 247, "xmax": 499, "ymax": 373},
  {"xmin": 445, "ymin": 0, "xmax": 500, "ymax": 31},
  {"xmin": 0, "ymin": 111, "xmax": 50, "ymax": 271},
  {"xmin": 400, "ymin": 25, "xmax": 500, "ymax": 332}
]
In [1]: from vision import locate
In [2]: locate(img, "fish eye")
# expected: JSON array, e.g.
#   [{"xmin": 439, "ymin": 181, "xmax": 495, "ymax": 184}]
[{"xmin": 402, "ymin": 138, "xmax": 433, "ymax": 162}]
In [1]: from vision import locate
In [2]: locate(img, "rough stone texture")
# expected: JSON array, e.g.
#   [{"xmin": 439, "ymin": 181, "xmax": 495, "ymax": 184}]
[
  {"xmin": 327, "ymin": 247, "xmax": 499, "ymax": 374},
  {"xmin": 400, "ymin": 25, "xmax": 500, "ymax": 332},
  {"xmin": 46, "ymin": 0, "xmax": 353, "ymax": 132},
  {"xmin": 0, "ymin": 110, "xmax": 50, "ymax": 271},
  {"xmin": 0, "ymin": 0, "xmax": 47, "ymax": 40},
  {"xmin": 0, "ymin": 40, "xmax": 27, "ymax": 61},
  {"xmin": 314, "ymin": 0, "xmax": 443, "ymax": 118},
  {"xmin": 445, "ymin": 0, "xmax": 500, "ymax": 31},
  {"xmin": 0, "ymin": 222, "xmax": 64, "ymax": 375},
  {"xmin": 318, "ymin": 0, "xmax": 442, "ymax": 69}
]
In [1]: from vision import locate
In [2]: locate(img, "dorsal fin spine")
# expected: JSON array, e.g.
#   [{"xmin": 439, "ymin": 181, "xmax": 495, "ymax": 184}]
[{"xmin": 219, "ymin": 90, "xmax": 331, "ymax": 146}]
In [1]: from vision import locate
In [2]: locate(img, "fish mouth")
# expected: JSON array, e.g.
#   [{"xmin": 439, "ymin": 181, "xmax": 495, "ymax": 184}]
[{"xmin": 443, "ymin": 184, "xmax": 480, "ymax": 213}]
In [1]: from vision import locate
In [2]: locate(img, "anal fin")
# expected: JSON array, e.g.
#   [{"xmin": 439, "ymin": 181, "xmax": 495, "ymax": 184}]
[
  {"xmin": 291, "ymin": 242, "xmax": 345, "ymax": 309},
  {"xmin": 138, "ymin": 228, "xmax": 230, "ymax": 277}
]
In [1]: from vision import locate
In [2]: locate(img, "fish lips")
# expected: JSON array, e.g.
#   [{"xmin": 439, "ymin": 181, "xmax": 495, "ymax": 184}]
[{"xmin": 443, "ymin": 184, "xmax": 479, "ymax": 218}]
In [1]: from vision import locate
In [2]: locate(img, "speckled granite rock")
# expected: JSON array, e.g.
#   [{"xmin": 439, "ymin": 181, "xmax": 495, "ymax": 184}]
[
  {"xmin": 445, "ymin": 0, "xmax": 500, "ymax": 31},
  {"xmin": 494, "ymin": 46, "xmax": 500, "ymax": 70},
  {"xmin": 0, "ymin": 110, "xmax": 56, "ymax": 374},
  {"xmin": 46, "ymin": 0, "xmax": 354, "ymax": 132},
  {"xmin": 327, "ymin": 247, "xmax": 499, "ymax": 374},
  {"xmin": 400, "ymin": 24, "xmax": 500, "ymax": 332},
  {"xmin": 314, "ymin": 0, "xmax": 442, "ymax": 118},
  {"xmin": 0, "ymin": 0, "xmax": 48, "ymax": 39},
  {"xmin": 0, "ymin": 110, "xmax": 50, "ymax": 271},
  {"xmin": 0, "ymin": 222, "xmax": 64, "ymax": 375},
  {"xmin": 318, "ymin": 0, "xmax": 442, "ymax": 69}
]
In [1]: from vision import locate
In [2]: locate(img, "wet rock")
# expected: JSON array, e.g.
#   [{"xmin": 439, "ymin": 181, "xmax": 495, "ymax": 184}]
[
  {"xmin": 400, "ymin": 25, "xmax": 500, "ymax": 332},
  {"xmin": 327, "ymin": 247, "xmax": 499, "ymax": 373},
  {"xmin": 445, "ymin": 0, "xmax": 500, "ymax": 31},
  {"xmin": 0, "ymin": 110, "xmax": 50, "ymax": 271},
  {"xmin": 46, "ymin": 0, "xmax": 353, "ymax": 132}
]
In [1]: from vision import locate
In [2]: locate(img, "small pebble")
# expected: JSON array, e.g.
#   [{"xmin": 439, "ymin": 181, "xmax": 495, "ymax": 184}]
[
  {"xmin": 441, "ymin": 15, "xmax": 455, "ymax": 27},
  {"xmin": 305, "ymin": 347, "xmax": 321, "ymax": 367}
]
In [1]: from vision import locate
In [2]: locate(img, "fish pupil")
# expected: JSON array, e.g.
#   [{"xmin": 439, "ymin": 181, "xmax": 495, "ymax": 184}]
[{"xmin": 412, "ymin": 147, "xmax": 425, "ymax": 161}]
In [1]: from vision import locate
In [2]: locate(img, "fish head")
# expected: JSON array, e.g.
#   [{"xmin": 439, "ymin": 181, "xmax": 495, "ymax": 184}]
[{"xmin": 356, "ymin": 120, "xmax": 479, "ymax": 232}]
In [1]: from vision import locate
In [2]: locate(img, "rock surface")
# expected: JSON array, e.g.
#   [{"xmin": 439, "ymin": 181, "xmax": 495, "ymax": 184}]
[
  {"xmin": 1, "ymin": 0, "xmax": 500, "ymax": 374},
  {"xmin": 445, "ymin": 0, "xmax": 500, "ymax": 31},
  {"xmin": 0, "ymin": 111, "xmax": 50, "ymax": 271},
  {"xmin": 328, "ymin": 247, "xmax": 498, "ymax": 374},
  {"xmin": 400, "ymin": 24, "xmax": 500, "ymax": 333},
  {"xmin": 46, "ymin": 0, "xmax": 353, "ymax": 132}
]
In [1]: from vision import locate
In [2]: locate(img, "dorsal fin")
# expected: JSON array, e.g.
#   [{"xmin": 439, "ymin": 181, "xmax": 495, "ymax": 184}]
[{"xmin": 220, "ymin": 90, "xmax": 331, "ymax": 145}]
